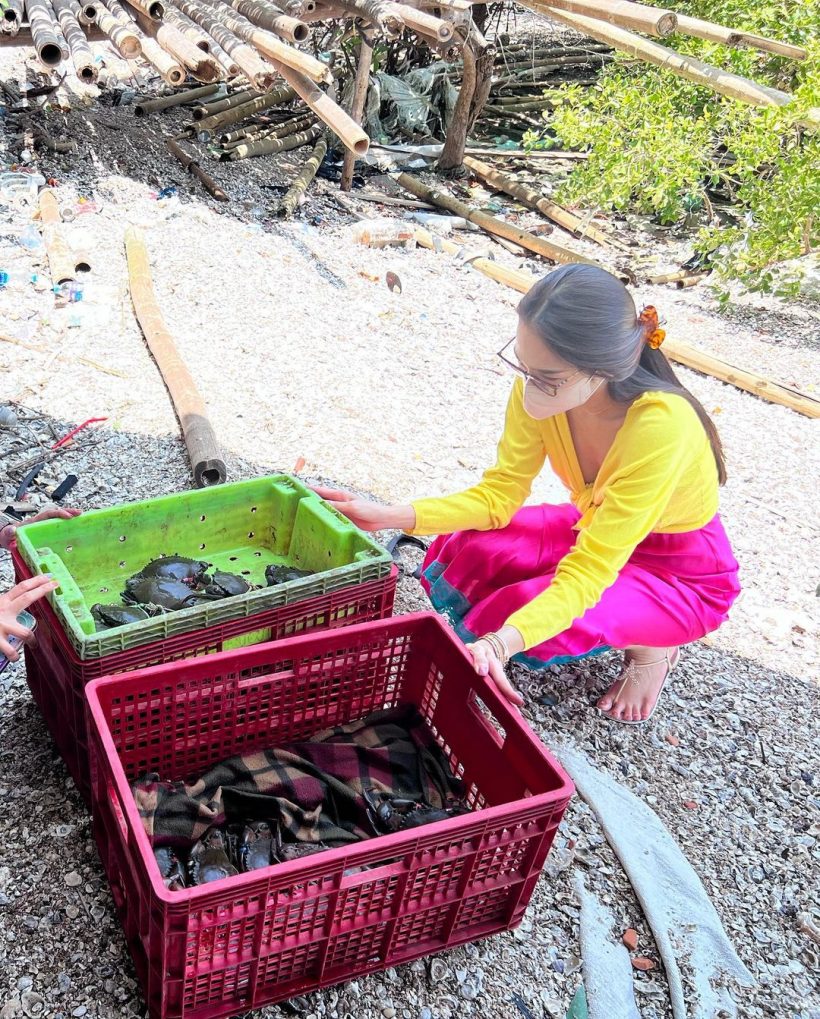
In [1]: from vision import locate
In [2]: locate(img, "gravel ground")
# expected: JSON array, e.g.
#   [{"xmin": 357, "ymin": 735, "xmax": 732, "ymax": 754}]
[{"xmin": 2, "ymin": 37, "xmax": 820, "ymax": 1019}]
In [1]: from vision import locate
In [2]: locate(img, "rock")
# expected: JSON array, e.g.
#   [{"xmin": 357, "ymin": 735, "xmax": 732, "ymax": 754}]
[
  {"xmin": 63, "ymin": 873, "xmax": 82, "ymax": 889},
  {"xmin": 20, "ymin": 993, "xmax": 44, "ymax": 1018},
  {"xmin": 15, "ymin": 982, "xmax": 31, "ymax": 995},
  {"xmin": 429, "ymin": 959, "xmax": 447, "ymax": 984},
  {"xmin": 632, "ymin": 957, "xmax": 656, "ymax": 972},
  {"xmin": 665, "ymin": 733, "xmax": 680, "ymax": 747},
  {"xmin": 382, "ymin": 1008, "xmax": 396, "ymax": 1019},
  {"xmin": 64, "ymin": 906, "xmax": 79, "ymax": 920},
  {"xmin": 419, "ymin": 1009, "xmax": 432, "ymax": 1019},
  {"xmin": 57, "ymin": 976, "xmax": 71, "ymax": 994},
  {"xmin": 682, "ymin": 800, "xmax": 698, "ymax": 810},
  {"xmin": 622, "ymin": 928, "xmax": 639, "ymax": 951}
]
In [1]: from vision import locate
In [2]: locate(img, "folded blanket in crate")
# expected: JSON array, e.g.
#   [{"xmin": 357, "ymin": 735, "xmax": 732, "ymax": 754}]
[{"xmin": 133, "ymin": 705, "xmax": 465, "ymax": 849}]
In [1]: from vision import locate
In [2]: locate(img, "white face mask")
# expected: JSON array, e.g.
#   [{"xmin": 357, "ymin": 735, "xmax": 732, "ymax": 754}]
[{"xmin": 522, "ymin": 373, "xmax": 605, "ymax": 419}]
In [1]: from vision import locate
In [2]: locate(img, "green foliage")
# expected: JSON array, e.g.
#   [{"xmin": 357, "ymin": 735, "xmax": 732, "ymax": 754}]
[{"xmin": 532, "ymin": 0, "xmax": 820, "ymax": 296}]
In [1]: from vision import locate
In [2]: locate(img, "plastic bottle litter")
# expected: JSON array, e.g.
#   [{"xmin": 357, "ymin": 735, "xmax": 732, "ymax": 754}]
[
  {"xmin": 18, "ymin": 224, "xmax": 43, "ymax": 250},
  {"xmin": 0, "ymin": 268, "xmax": 40, "ymax": 289},
  {"xmin": 0, "ymin": 171, "xmax": 46, "ymax": 203},
  {"xmin": 352, "ymin": 219, "xmax": 417, "ymax": 249},
  {"xmin": 54, "ymin": 281, "xmax": 84, "ymax": 304},
  {"xmin": 405, "ymin": 212, "xmax": 479, "ymax": 234}
]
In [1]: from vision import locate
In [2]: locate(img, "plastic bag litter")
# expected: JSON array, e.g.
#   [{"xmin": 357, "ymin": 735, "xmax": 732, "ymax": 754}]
[
  {"xmin": 404, "ymin": 62, "xmax": 460, "ymax": 134},
  {"xmin": 375, "ymin": 72, "xmax": 436, "ymax": 137}
]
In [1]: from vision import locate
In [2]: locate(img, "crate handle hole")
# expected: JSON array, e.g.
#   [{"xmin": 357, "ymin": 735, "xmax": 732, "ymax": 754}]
[
  {"xmin": 199, "ymin": 544, "xmax": 206, "ymax": 550},
  {"xmin": 251, "ymin": 506, "xmax": 257, "ymax": 513},
  {"xmin": 200, "ymin": 514, "xmax": 206, "ymax": 522},
  {"xmin": 118, "ymin": 535, "xmax": 126, "ymax": 542},
  {"xmin": 99, "ymin": 587, "xmax": 108, "ymax": 593},
  {"xmin": 229, "ymin": 556, "xmax": 238, "ymax": 562},
  {"xmin": 254, "ymin": 551, "xmax": 262, "ymax": 557},
  {"xmin": 118, "ymin": 561, "xmax": 126, "ymax": 568},
  {"xmin": 468, "ymin": 691, "xmax": 506, "ymax": 747},
  {"xmin": 248, "ymin": 531, "xmax": 254, "ymax": 538},
  {"xmin": 65, "ymin": 544, "xmax": 73, "ymax": 553}
]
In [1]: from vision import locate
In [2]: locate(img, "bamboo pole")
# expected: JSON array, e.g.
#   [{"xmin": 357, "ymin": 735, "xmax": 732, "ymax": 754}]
[
  {"xmin": 172, "ymin": 0, "xmax": 277, "ymax": 88},
  {"xmin": 397, "ymin": 173, "xmax": 602, "ymax": 267},
  {"xmin": 125, "ymin": 227, "xmax": 227, "ymax": 486},
  {"xmin": 279, "ymin": 134, "xmax": 327, "ymax": 216},
  {"xmin": 38, "ymin": 190, "xmax": 76, "ymax": 286},
  {"xmin": 735, "ymin": 32, "xmax": 806, "ymax": 61},
  {"xmin": 78, "ymin": 1, "xmax": 98, "ymax": 23},
  {"xmin": 124, "ymin": 0, "xmax": 164, "ymax": 20},
  {"xmin": 134, "ymin": 81, "xmax": 220, "ymax": 114},
  {"xmin": 333, "ymin": 0, "xmax": 402, "ymax": 37},
  {"xmin": 165, "ymin": 3, "xmax": 212, "ymax": 45},
  {"xmin": 412, "ymin": 227, "xmax": 820, "ymax": 419},
  {"xmin": 192, "ymin": 82, "xmax": 295, "ymax": 139},
  {"xmin": 393, "ymin": 1, "xmax": 453, "ymax": 42},
  {"xmin": 193, "ymin": 87, "xmax": 258, "ymax": 117},
  {"xmin": 205, "ymin": 33, "xmax": 240, "ymax": 75},
  {"xmin": 195, "ymin": 0, "xmax": 330, "ymax": 80},
  {"xmin": 223, "ymin": 0, "xmax": 309, "ymax": 43},
  {"xmin": 672, "ymin": 14, "xmax": 807, "ymax": 60},
  {"xmin": 167, "ymin": 138, "xmax": 229, "ymax": 199},
  {"xmin": 95, "ymin": 5, "xmax": 141, "ymax": 55},
  {"xmin": 269, "ymin": 61, "xmax": 369, "ymax": 155},
  {"xmin": 543, "ymin": 8, "xmax": 820, "ymax": 131},
  {"xmin": 51, "ymin": 0, "xmax": 97, "ymax": 81},
  {"xmin": 220, "ymin": 111, "xmax": 314, "ymax": 147},
  {"xmin": 143, "ymin": 33, "xmax": 186, "ymax": 84},
  {"xmin": 340, "ymin": 32, "xmax": 372, "ymax": 192},
  {"xmin": 462, "ymin": 156, "xmax": 625, "ymax": 250},
  {"xmin": 51, "ymin": 15, "xmax": 71, "ymax": 59},
  {"xmin": 521, "ymin": 0, "xmax": 677, "ymax": 38},
  {"xmin": 2, "ymin": 0, "xmax": 24, "ymax": 34},
  {"xmin": 27, "ymin": 0, "xmax": 63, "ymax": 66},
  {"xmin": 133, "ymin": 12, "xmax": 222, "ymax": 80},
  {"xmin": 226, "ymin": 121, "xmax": 320, "ymax": 158}
]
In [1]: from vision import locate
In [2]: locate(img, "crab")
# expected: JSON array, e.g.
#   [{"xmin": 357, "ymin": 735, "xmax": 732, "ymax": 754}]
[
  {"xmin": 363, "ymin": 789, "xmax": 469, "ymax": 835},
  {"xmin": 198, "ymin": 570, "xmax": 252, "ymax": 599},
  {"xmin": 237, "ymin": 820, "xmax": 274, "ymax": 872},
  {"xmin": 132, "ymin": 555, "xmax": 210, "ymax": 585},
  {"xmin": 122, "ymin": 576, "xmax": 207, "ymax": 611},
  {"xmin": 188, "ymin": 828, "xmax": 238, "ymax": 885},
  {"xmin": 275, "ymin": 841, "xmax": 329, "ymax": 863},
  {"xmin": 154, "ymin": 846, "xmax": 187, "ymax": 891},
  {"xmin": 265, "ymin": 564, "xmax": 313, "ymax": 587},
  {"xmin": 91, "ymin": 602, "xmax": 163, "ymax": 631}
]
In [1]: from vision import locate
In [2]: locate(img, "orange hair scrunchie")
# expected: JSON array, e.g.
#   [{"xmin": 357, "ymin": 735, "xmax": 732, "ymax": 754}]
[{"xmin": 638, "ymin": 305, "xmax": 666, "ymax": 349}]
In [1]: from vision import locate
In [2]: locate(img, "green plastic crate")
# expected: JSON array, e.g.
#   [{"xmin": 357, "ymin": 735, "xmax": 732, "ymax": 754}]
[{"xmin": 16, "ymin": 475, "xmax": 392, "ymax": 659}]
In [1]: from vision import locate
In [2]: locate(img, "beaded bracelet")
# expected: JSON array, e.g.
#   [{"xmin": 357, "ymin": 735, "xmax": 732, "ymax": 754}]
[{"xmin": 479, "ymin": 631, "xmax": 510, "ymax": 665}]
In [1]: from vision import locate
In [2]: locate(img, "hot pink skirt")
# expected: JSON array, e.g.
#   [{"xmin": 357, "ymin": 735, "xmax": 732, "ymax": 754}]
[{"xmin": 420, "ymin": 504, "xmax": 741, "ymax": 668}]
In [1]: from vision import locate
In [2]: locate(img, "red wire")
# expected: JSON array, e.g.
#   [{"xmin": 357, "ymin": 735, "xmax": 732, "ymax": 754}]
[{"xmin": 51, "ymin": 417, "xmax": 109, "ymax": 449}]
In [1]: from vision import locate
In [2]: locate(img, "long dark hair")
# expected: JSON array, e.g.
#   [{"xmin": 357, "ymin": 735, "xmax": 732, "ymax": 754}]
[{"xmin": 518, "ymin": 264, "xmax": 727, "ymax": 484}]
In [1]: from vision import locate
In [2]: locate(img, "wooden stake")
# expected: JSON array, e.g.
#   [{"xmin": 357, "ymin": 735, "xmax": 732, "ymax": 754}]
[
  {"xmin": 520, "ymin": 0, "xmax": 677, "ymax": 38},
  {"xmin": 543, "ymin": 7, "xmax": 820, "ymax": 131},
  {"xmin": 397, "ymin": 173, "xmax": 603, "ymax": 267},
  {"xmin": 280, "ymin": 133, "xmax": 328, "ymax": 216},
  {"xmin": 412, "ymin": 227, "xmax": 820, "ymax": 419},
  {"xmin": 125, "ymin": 227, "xmax": 227, "ymax": 486},
  {"xmin": 340, "ymin": 32, "xmax": 373, "ymax": 192},
  {"xmin": 463, "ymin": 155, "xmax": 626, "ymax": 250}
]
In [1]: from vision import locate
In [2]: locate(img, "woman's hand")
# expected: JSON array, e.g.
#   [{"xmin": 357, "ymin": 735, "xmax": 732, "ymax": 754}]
[
  {"xmin": 1, "ymin": 505, "xmax": 81, "ymax": 550},
  {"xmin": 312, "ymin": 487, "xmax": 416, "ymax": 533},
  {"xmin": 0, "ymin": 575, "xmax": 58, "ymax": 662},
  {"xmin": 466, "ymin": 639, "xmax": 525, "ymax": 707}
]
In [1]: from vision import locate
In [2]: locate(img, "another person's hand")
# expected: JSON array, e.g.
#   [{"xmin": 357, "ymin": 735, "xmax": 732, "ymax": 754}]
[
  {"xmin": 0, "ymin": 575, "xmax": 58, "ymax": 662},
  {"xmin": 466, "ymin": 627, "xmax": 526, "ymax": 707},
  {"xmin": 312, "ymin": 487, "xmax": 415, "ymax": 533},
  {"xmin": 0, "ymin": 505, "xmax": 81, "ymax": 550}
]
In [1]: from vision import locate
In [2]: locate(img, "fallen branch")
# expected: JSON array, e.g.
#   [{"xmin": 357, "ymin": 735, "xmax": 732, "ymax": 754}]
[
  {"xmin": 125, "ymin": 227, "xmax": 227, "ymax": 486},
  {"xmin": 167, "ymin": 138, "xmax": 229, "ymax": 199}
]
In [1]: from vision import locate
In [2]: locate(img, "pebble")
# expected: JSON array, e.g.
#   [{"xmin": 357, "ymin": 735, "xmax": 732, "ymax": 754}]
[
  {"xmin": 419, "ymin": 1010, "xmax": 432, "ymax": 1019},
  {"xmin": 665, "ymin": 732, "xmax": 680, "ymax": 747},
  {"xmin": 622, "ymin": 928, "xmax": 639, "ymax": 951},
  {"xmin": 57, "ymin": 975, "xmax": 71, "ymax": 994},
  {"xmin": 64, "ymin": 905, "xmax": 79, "ymax": 920},
  {"xmin": 71, "ymin": 1008, "xmax": 87, "ymax": 1018},
  {"xmin": 16, "ymin": 979, "xmax": 32, "ymax": 993},
  {"xmin": 63, "ymin": 873, "xmax": 82, "ymax": 888},
  {"xmin": 632, "ymin": 958, "xmax": 656, "ymax": 972},
  {"xmin": 382, "ymin": 1009, "xmax": 396, "ymax": 1018}
]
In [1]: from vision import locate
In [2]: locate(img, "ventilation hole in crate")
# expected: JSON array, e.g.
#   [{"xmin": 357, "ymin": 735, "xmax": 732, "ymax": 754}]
[
  {"xmin": 119, "ymin": 561, "xmax": 126, "ymax": 569},
  {"xmin": 199, "ymin": 544, "xmax": 206, "ymax": 550},
  {"xmin": 254, "ymin": 551, "xmax": 262, "ymax": 557},
  {"xmin": 118, "ymin": 535, "xmax": 126, "ymax": 542},
  {"xmin": 241, "ymin": 571, "xmax": 250, "ymax": 576},
  {"xmin": 65, "ymin": 544, "xmax": 73, "ymax": 553},
  {"xmin": 99, "ymin": 586, "xmax": 109, "ymax": 593},
  {"xmin": 248, "ymin": 531, "xmax": 254, "ymax": 539},
  {"xmin": 229, "ymin": 556, "xmax": 238, "ymax": 562},
  {"xmin": 200, "ymin": 514, "xmax": 206, "ymax": 522},
  {"xmin": 251, "ymin": 506, "xmax": 257, "ymax": 513}
]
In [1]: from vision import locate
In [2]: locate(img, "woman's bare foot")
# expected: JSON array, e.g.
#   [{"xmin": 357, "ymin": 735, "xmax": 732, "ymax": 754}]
[{"xmin": 596, "ymin": 646, "xmax": 680, "ymax": 723}]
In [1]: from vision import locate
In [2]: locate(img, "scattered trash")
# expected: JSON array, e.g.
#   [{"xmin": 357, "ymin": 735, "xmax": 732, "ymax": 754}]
[
  {"xmin": 352, "ymin": 219, "xmax": 416, "ymax": 249},
  {"xmin": 0, "ymin": 406, "xmax": 19, "ymax": 430},
  {"xmin": 385, "ymin": 271, "xmax": 402, "ymax": 293},
  {"xmin": 51, "ymin": 417, "xmax": 109, "ymax": 450},
  {"xmin": 18, "ymin": 225, "xmax": 44, "ymax": 251}
]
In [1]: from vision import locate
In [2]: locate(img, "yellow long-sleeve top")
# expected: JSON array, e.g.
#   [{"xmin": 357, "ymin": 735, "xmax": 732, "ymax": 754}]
[{"xmin": 409, "ymin": 379, "xmax": 719, "ymax": 650}]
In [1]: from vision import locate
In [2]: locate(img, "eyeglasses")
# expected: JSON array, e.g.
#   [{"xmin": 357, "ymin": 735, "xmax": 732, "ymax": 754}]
[{"xmin": 496, "ymin": 337, "xmax": 586, "ymax": 398}]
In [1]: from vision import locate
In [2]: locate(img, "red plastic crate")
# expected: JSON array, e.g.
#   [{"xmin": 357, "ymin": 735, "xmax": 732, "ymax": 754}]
[
  {"xmin": 85, "ymin": 612, "xmax": 574, "ymax": 1019},
  {"xmin": 12, "ymin": 544, "xmax": 396, "ymax": 803}
]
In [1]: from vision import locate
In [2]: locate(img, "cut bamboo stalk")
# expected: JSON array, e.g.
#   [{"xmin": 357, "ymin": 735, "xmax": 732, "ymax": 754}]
[
  {"xmin": 223, "ymin": 0, "xmax": 308, "ymax": 43},
  {"xmin": 142, "ymin": 33, "xmax": 186, "ymax": 84},
  {"xmin": 2, "ymin": 0, "xmax": 24, "ymax": 34},
  {"xmin": 133, "ymin": 11, "xmax": 222, "ymax": 80},
  {"xmin": 392, "ymin": 1, "xmax": 453, "ymax": 41},
  {"xmin": 165, "ymin": 4, "xmax": 210, "ymax": 47},
  {"xmin": 646, "ymin": 268, "xmax": 688, "ymax": 284},
  {"xmin": 51, "ymin": 0, "xmax": 97, "ymax": 81},
  {"xmin": 124, "ymin": 0, "xmax": 164, "ymax": 19},
  {"xmin": 220, "ymin": 111, "xmax": 314, "ymax": 147},
  {"xmin": 167, "ymin": 137, "xmax": 229, "ymax": 199},
  {"xmin": 521, "ymin": 0, "xmax": 677, "ymax": 38},
  {"xmin": 39, "ymin": 189, "xmax": 76, "ymax": 285},
  {"xmin": 543, "ymin": 7, "xmax": 820, "ymax": 130},
  {"xmin": 398, "ymin": 174, "xmax": 602, "ymax": 267},
  {"xmin": 194, "ymin": 87, "xmax": 258, "ymax": 117},
  {"xmin": 279, "ymin": 133, "xmax": 327, "ymax": 216},
  {"xmin": 413, "ymin": 227, "xmax": 820, "ymax": 419},
  {"xmin": 125, "ymin": 227, "xmax": 227, "ymax": 486},
  {"xmin": 193, "ymin": 83, "xmax": 295, "ymax": 139},
  {"xmin": 333, "ymin": 0, "xmax": 402, "ymax": 37},
  {"xmin": 269, "ymin": 60, "xmax": 369, "ymax": 155},
  {"xmin": 27, "ymin": 0, "xmax": 64, "ymax": 66},
  {"xmin": 675, "ymin": 273, "xmax": 706, "ymax": 288},
  {"xmin": 463, "ymin": 156, "xmax": 625, "ymax": 250},
  {"xmin": 78, "ymin": 1, "xmax": 98, "ymax": 23},
  {"xmin": 96, "ymin": 5, "xmax": 141, "ymax": 55},
  {"xmin": 226, "ymin": 121, "xmax": 320, "ymax": 158},
  {"xmin": 172, "ymin": 0, "xmax": 277, "ymax": 88},
  {"xmin": 135, "ymin": 81, "xmax": 220, "ymax": 114},
  {"xmin": 735, "ymin": 32, "xmax": 806, "ymax": 61},
  {"xmin": 195, "ymin": 0, "xmax": 330, "ymax": 80},
  {"xmin": 51, "ymin": 14, "xmax": 71, "ymax": 59},
  {"xmin": 341, "ymin": 32, "xmax": 372, "ymax": 191},
  {"xmin": 205, "ymin": 33, "xmax": 240, "ymax": 75}
]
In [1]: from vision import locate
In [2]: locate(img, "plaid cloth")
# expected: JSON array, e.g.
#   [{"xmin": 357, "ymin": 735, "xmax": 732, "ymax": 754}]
[{"xmin": 133, "ymin": 705, "xmax": 465, "ymax": 850}]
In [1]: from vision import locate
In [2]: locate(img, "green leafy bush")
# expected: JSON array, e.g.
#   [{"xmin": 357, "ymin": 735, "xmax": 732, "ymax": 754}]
[{"xmin": 536, "ymin": 1, "xmax": 820, "ymax": 295}]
